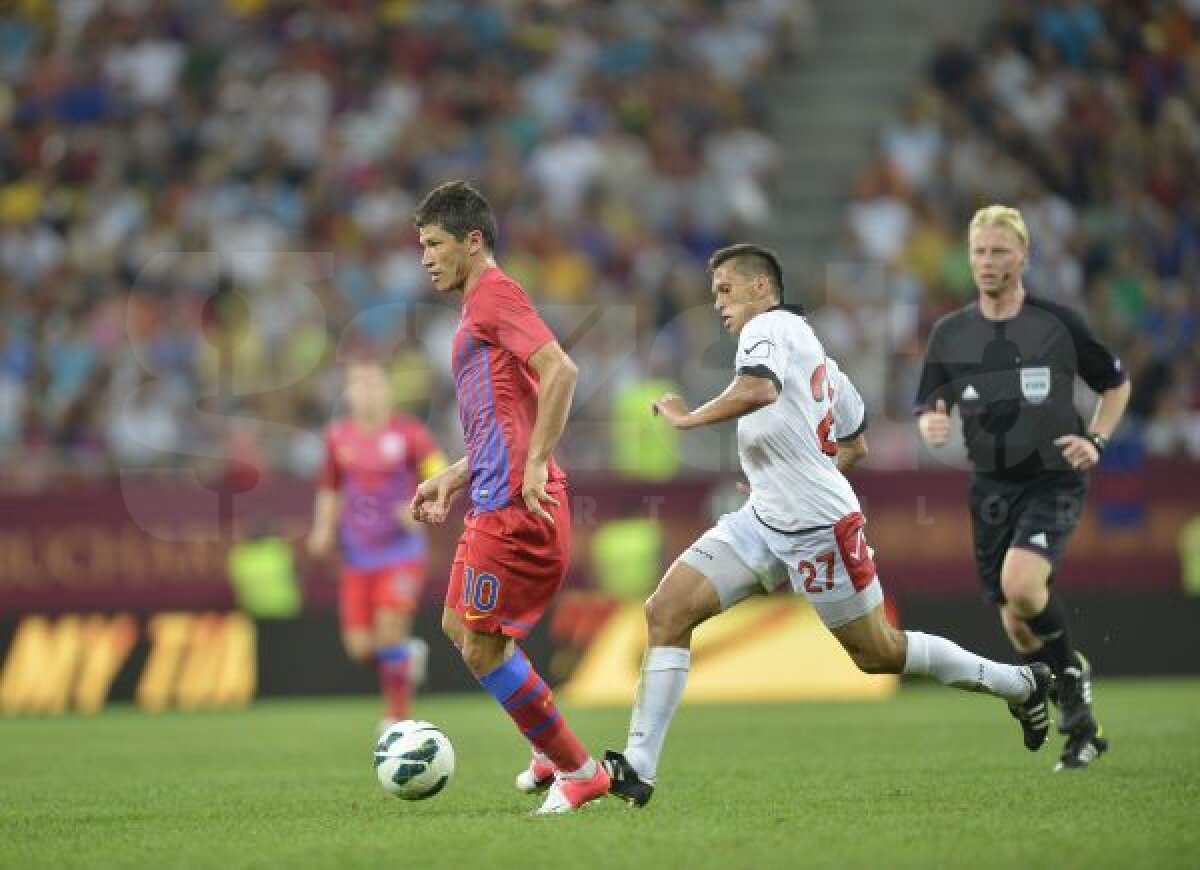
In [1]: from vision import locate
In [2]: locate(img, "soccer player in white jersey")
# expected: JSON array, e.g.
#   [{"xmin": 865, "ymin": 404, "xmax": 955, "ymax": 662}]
[{"xmin": 601, "ymin": 244, "xmax": 1056, "ymax": 807}]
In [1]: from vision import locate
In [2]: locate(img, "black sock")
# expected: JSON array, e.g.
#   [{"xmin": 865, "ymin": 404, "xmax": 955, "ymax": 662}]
[{"xmin": 1023, "ymin": 593, "xmax": 1074, "ymax": 677}]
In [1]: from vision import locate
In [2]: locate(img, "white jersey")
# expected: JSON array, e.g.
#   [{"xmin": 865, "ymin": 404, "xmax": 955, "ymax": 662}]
[{"xmin": 733, "ymin": 306, "xmax": 866, "ymax": 531}]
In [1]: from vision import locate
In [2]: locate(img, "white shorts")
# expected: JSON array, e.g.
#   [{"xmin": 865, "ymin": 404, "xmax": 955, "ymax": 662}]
[{"xmin": 678, "ymin": 503, "xmax": 884, "ymax": 629}]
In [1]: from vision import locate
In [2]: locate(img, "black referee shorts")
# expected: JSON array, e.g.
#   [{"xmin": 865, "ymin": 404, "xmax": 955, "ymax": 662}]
[{"xmin": 968, "ymin": 471, "xmax": 1088, "ymax": 605}]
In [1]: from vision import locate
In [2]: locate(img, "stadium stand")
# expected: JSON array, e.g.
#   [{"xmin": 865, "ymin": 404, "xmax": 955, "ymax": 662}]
[
  {"xmin": 0, "ymin": 0, "xmax": 1194, "ymax": 491},
  {"xmin": 827, "ymin": 0, "xmax": 1199, "ymax": 463},
  {"xmin": 0, "ymin": 0, "xmax": 808, "ymax": 486}
]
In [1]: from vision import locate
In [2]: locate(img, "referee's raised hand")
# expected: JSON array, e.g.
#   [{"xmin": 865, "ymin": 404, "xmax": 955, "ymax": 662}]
[{"xmin": 918, "ymin": 399, "xmax": 952, "ymax": 448}]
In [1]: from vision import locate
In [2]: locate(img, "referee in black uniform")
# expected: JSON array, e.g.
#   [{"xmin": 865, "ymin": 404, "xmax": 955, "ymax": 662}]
[{"xmin": 915, "ymin": 205, "xmax": 1130, "ymax": 771}]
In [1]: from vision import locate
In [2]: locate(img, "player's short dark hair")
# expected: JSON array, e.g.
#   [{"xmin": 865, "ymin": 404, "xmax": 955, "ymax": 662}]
[
  {"xmin": 413, "ymin": 180, "xmax": 498, "ymax": 251},
  {"xmin": 708, "ymin": 243, "xmax": 785, "ymax": 302}
]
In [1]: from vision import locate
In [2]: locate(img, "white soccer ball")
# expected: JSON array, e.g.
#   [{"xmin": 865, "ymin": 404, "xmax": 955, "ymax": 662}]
[{"xmin": 374, "ymin": 720, "xmax": 455, "ymax": 800}]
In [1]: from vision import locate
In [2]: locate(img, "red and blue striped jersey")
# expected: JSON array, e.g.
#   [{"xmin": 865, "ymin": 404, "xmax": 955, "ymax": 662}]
[
  {"xmin": 319, "ymin": 414, "xmax": 441, "ymax": 569},
  {"xmin": 452, "ymin": 267, "xmax": 566, "ymax": 513}
]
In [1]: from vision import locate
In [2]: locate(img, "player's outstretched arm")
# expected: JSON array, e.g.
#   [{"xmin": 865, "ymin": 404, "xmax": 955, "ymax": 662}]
[
  {"xmin": 651, "ymin": 374, "xmax": 778, "ymax": 430},
  {"xmin": 307, "ymin": 488, "xmax": 340, "ymax": 558}
]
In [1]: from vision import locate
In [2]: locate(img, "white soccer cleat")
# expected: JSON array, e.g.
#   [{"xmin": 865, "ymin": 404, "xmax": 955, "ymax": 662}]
[{"xmin": 534, "ymin": 781, "xmax": 574, "ymax": 815}]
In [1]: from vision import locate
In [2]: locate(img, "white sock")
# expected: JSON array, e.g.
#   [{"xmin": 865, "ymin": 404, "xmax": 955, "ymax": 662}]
[
  {"xmin": 561, "ymin": 757, "xmax": 597, "ymax": 780},
  {"xmin": 624, "ymin": 646, "xmax": 691, "ymax": 781},
  {"xmin": 903, "ymin": 631, "xmax": 1032, "ymax": 704}
]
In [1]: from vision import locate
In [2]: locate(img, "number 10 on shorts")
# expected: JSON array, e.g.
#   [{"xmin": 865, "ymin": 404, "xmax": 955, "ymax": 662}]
[{"xmin": 462, "ymin": 565, "xmax": 499, "ymax": 612}]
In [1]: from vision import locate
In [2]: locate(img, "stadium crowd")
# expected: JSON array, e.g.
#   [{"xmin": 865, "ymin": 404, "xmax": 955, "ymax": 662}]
[
  {"xmin": 829, "ymin": 0, "xmax": 1199, "ymax": 462},
  {"xmin": 0, "ymin": 0, "xmax": 805, "ymax": 486},
  {"xmin": 0, "ymin": 0, "xmax": 1194, "ymax": 490}
]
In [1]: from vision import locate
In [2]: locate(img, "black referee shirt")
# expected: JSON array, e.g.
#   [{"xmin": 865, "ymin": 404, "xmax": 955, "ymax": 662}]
[{"xmin": 914, "ymin": 295, "xmax": 1127, "ymax": 481}]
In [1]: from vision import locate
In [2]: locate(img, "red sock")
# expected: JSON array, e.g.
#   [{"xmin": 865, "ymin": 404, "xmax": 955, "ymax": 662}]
[
  {"xmin": 479, "ymin": 651, "xmax": 588, "ymax": 772},
  {"xmin": 377, "ymin": 644, "xmax": 411, "ymax": 720}
]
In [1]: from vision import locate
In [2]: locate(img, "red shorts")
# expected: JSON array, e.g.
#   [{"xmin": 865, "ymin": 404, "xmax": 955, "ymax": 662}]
[
  {"xmin": 339, "ymin": 560, "xmax": 426, "ymax": 632},
  {"xmin": 446, "ymin": 489, "xmax": 571, "ymax": 639}
]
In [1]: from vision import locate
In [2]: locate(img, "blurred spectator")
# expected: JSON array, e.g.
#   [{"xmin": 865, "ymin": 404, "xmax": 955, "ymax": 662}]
[
  {"xmin": 226, "ymin": 518, "xmax": 302, "ymax": 619},
  {"xmin": 3, "ymin": 0, "xmax": 1194, "ymax": 485},
  {"xmin": 833, "ymin": 0, "xmax": 1199, "ymax": 460},
  {"xmin": 0, "ymin": 0, "xmax": 808, "ymax": 486}
]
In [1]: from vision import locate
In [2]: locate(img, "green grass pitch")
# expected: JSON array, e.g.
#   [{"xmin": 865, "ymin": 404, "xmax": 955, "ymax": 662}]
[{"xmin": 3, "ymin": 680, "xmax": 1198, "ymax": 869}]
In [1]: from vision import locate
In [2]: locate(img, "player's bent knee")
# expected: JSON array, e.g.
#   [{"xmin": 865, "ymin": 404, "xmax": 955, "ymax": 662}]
[
  {"xmin": 457, "ymin": 636, "xmax": 488, "ymax": 675},
  {"xmin": 644, "ymin": 574, "xmax": 715, "ymax": 646},
  {"xmin": 343, "ymin": 634, "xmax": 374, "ymax": 664},
  {"xmin": 1000, "ymin": 576, "xmax": 1042, "ymax": 615},
  {"xmin": 644, "ymin": 590, "xmax": 682, "ymax": 634},
  {"xmin": 458, "ymin": 632, "xmax": 508, "ymax": 677},
  {"xmin": 455, "ymin": 623, "xmax": 515, "ymax": 677},
  {"xmin": 1001, "ymin": 607, "xmax": 1040, "ymax": 652},
  {"xmin": 374, "ymin": 612, "xmax": 411, "ymax": 646},
  {"xmin": 1000, "ymin": 549, "xmax": 1052, "ymax": 616},
  {"xmin": 643, "ymin": 594, "xmax": 690, "ymax": 647}
]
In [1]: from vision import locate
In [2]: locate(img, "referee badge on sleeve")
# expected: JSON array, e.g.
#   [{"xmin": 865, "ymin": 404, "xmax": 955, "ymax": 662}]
[{"xmin": 1019, "ymin": 366, "xmax": 1051, "ymax": 404}]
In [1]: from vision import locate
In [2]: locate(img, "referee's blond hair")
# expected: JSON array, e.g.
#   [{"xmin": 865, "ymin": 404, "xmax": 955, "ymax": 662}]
[{"xmin": 969, "ymin": 205, "xmax": 1029, "ymax": 249}]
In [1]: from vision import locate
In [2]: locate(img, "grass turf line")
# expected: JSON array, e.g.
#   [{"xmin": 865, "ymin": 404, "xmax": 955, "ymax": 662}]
[{"xmin": 2, "ymin": 679, "xmax": 1197, "ymax": 869}]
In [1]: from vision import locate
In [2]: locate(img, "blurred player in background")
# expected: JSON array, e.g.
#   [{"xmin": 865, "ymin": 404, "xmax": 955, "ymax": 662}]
[
  {"xmin": 915, "ymin": 205, "xmax": 1130, "ymax": 770},
  {"xmin": 409, "ymin": 181, "xmax": 610, "ymax": 815},
  {"xmin": 308, "ymin": 358, "xmax": 448, "ymax": 726},
  {"xmin": 602, "ymin": 244, "xmax": 1055, "ymax": 807}
]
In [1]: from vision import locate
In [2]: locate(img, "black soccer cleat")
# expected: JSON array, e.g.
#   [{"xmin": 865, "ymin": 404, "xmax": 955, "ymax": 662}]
[
  {"xmin": 1055, "ymin": 722, "xmax": 1109, "ymax": 771},
  {"xmin": 1057, "ymin": 651, "xmax": 1095, "ymax": 734},
  {"xmin": 1008, "ymin": 663, "xmax": 1055, "ymax": 751},
  {"xmin": 602, "ymin": 750, "xmax": 655, "ymax": 808}
]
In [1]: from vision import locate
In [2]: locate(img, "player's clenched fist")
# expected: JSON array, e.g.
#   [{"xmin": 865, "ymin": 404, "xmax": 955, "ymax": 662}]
[
  {"xmin": 918, "ymin": 398, "xmax": 951, "ymax": 448},
  {"xmin": 410, "ymin": 472, "xmax": 457, "ymax": 525},
  {"xmin": 1053, "ymin": 434, "xmax": 1100, "ymax": 471},
  {"xmin": 651, "ymin": 393, "xmax": 692, "ymax": 429}
]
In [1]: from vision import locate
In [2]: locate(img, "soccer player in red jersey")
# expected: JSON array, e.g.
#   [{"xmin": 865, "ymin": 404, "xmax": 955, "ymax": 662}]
[
  {"xmin": 308, "ymin": 358, "xmax": 448, "ymax": 725},
  {"xmin": 409, "ymin": 181, "xmax": 610, "ymax": 814}
]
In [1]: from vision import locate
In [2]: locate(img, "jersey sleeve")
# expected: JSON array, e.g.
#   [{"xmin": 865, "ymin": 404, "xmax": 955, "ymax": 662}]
[
  {"xmin": 1058, "ymin": 306, "xmax": 1128, "ymax": 393},
  {"xmin": 829, "ymin": 361, "xmax": 868, "ymax": 441},
  {"xmin": 914, "ymin": 319, "xmax": 954, "ymax": 414},
  {"xmin": 735, "ymin": 317, "xmax": 788, "ymax": 391},
  {"xmin": 317, "ymin": 429, "xmax": 340, "ymax": 490},
  {"xmin": 474, "ymin": 279, "xmax": 557, "ymax": 362}
]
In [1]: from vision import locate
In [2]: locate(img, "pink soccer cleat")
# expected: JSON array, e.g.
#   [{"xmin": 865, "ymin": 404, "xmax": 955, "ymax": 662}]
[{"xmin": 533, "ymin": 762, "xmax": 611, "ymax": 815}]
